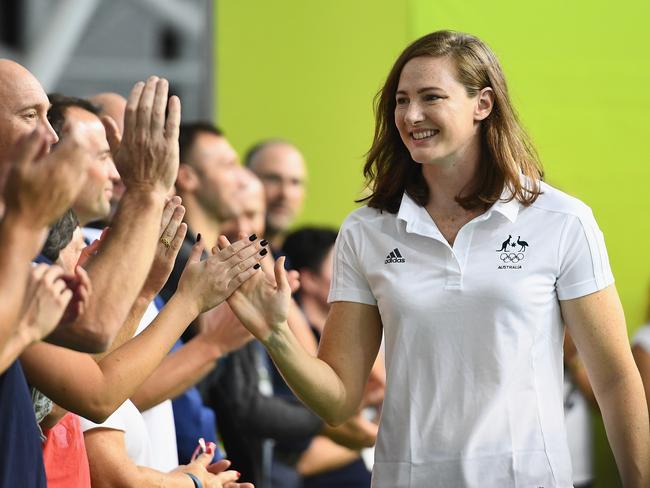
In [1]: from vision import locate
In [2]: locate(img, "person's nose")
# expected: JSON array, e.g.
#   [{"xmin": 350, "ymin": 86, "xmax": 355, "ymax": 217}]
[
  {"xmin": 107, "ymin": 158, "xmax": 121, "ymax": 183},
  {"xmin": 404, "ymin": 101, "xmax": 425, "ymax": 126},
  {"xmin": 42, "ymin": 118, "xmax": 59, "ymax": 146}
]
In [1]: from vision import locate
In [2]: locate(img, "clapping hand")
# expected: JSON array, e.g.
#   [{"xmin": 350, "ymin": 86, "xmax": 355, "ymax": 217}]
[
  {"xmin": 179, "ymin": 442, "xmax": 253, "ymax": 488},
  {"xmin": 219, "ymin": 235, "xmax": 292, "ymax": 343},
  {"xmin": 19, "ymin": 264, "xmax": 77, "ymax": 343},
  {"xmin": 176, "ymin": 234, "xmax": 269, "ymax": 316},
  {"xmin": 103, "ymin": 77, "xmax": 180, "ymax": 197},
  {"xmin": 140, "ymin": 196, "xmax": 187, "ymax": 300}
]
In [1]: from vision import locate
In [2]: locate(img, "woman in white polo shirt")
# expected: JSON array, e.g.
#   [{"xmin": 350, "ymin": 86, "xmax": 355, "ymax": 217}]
[{"xmin": 225, "ymin": 31, "xmax": 649, "ymax": 487}]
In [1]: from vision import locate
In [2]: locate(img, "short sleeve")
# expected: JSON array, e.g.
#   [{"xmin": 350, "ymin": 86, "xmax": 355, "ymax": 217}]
[
  {"xmin": 633, "ymin": 325, "xmax": 650, "ymax": 354},
  {"xmin": 79, "ymin": 400, "xmax": 129, "ymax": 433},
  {"xmin": 328, "ymin": 220, "xmax": 377, "ymax": 306},
  {"xmin": 556, "ymin": 212, "xmax": 614, "ymax": 301}
]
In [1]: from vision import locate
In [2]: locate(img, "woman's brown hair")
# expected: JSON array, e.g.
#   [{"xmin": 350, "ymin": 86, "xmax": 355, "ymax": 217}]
[{"xmin": 360, "ymin": 30, "xmax": 543, "ymax": 213}]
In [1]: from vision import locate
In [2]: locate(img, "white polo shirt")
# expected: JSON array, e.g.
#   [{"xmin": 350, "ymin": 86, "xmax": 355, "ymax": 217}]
[{"xmin": 329, "ymin": 181, "xmax": 613, "ymax": 488}]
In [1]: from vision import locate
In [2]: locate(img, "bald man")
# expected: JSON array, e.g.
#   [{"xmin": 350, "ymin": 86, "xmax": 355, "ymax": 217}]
[
  {"xmin": 245, "ymin": 140, "xmax": 307, "ymax": 249},
  {"xmin": 0, "ymin": 58, "xmax": 94, "ymax": 488},
  {"xmin": 89, "ymin": 92, "xmax": 127, "ymax": 134}
]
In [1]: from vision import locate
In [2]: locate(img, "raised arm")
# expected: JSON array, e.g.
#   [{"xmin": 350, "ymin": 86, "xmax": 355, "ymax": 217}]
[
  {"xmin": 21, "ymin": 236, "xmax": 267, "ymax": 422},
  {"xmin": 0, "ymin": 125, "xmax": 89, "ymax": 350},
  {"xmin": 47, "ymin": 77, "xmax": 180, "ymax": 352},
  {"xmin": 131, "ymin": 301, "xmax": 252, "ymax": 412},
  {"xmin": 227, "ymin": 255, "xmax": 383, "ymax": 425},
  {"xmin": 561, "ymin": 285, "xmax": 650, "ymax": 488}
]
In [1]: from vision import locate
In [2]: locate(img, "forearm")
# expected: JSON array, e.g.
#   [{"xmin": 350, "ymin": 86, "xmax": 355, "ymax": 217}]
[
  {"xmin": 135, "ymin": 467, "xmax": 195, "ymax": 488},
  {"xmin": 23, "ymin": 294, "xmax": 197, "ymax": 422},
  {"xmin": 264, "ymin": 322, "xmax": 351, "ymax": 425},
  {"xmin": 63, "ymin": 190, "xmax": 165, "ymax": 352},
  {"xmin": 0, "ymin": 326, "xmax": 35, "ymax": 373},
  {"xmin": 0, "ymin": 214, "xmax": 45, "ymax": 339},
  {"xmin": 132, "ymin": 335, "xmax": 220, "ymax": 411},
  {"xmin": 96, "ymin": 293, "xmax": 198, "ymax": 410},
  {"xmin": 297, "ymin": 436, "xmax": 361, "ymax": 477},
  {"xmin": 597, "ymin": 371, "xmax": 650, "ymax": 487},
  {"xmin": 93, "ymin": 295, "xmax": 151, "ymax": 361},
  {"xmin": 320, "ymin": 414, "xmax": 378, "ymax": 450}
]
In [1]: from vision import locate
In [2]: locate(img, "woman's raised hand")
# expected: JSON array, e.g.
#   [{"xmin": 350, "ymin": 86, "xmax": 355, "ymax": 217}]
[
  {"xmin": 219, "ymin": 235, "xmax": 292, "ymax": 343},
  {"xmin": 175, "ymin": 234, "xmax": 268, "ymax": 315}
]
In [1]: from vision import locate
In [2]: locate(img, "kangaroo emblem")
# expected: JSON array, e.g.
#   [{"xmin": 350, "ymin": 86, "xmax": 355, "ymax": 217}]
[
  {"xmin": 516, "ymin": 236, "xmax": 529, "ymax": 252},
  {"xmin": 497, "ymin": 235, "xmax": 512, "ymax": 252}
]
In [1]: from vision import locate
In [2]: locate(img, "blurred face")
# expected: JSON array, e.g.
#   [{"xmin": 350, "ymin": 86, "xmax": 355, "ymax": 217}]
[
  {"xmin": 220, "ymin": 172, "xmax": 266, "ymax": 242},
  {"xmin": 90, "ymin": 93, "xmax": 127, "ymax": 211},
  {"xmin": 66, "ymin": 107, "xmax": 120, "ymax": 225},
  {"xmin": 394, "ymin": 56, "xmax": 485, "ymax": 166},
  {"xmin": 249, "ymin": 143, "xmax": 306, "ymax": 235},
  {"xmin": 303, "ymin": 246, "xmax": 334, "ymax": 307},
  {"xmin": 57, "ymin": 227, "xmax": 86, "ymax": 272},
  {"xmin": 190, "ymin": 132, "xmax": 245, "ymax": 221}
]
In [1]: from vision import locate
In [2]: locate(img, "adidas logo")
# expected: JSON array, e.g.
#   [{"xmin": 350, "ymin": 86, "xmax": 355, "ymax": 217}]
[{"xmin": 385, "ymin": 248, "xmax": 405, "ymax": 264}]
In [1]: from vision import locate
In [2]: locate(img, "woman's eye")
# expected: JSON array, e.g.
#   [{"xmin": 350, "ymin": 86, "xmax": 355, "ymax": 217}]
[
  {"xmin": 396, "ymin": 97, "xmax": 408, "ymax": 105},
  {"xmin": 424, "ymin": 94, "xmax": 440, "ymax": 102}
]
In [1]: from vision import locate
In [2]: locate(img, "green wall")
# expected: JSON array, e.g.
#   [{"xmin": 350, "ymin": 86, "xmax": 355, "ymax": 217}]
[{"xmin": 216, "ymin": 2, "xmax": 650, "ymax": 485}]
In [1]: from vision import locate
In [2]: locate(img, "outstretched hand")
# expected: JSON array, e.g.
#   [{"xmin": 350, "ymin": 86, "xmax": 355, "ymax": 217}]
[
  {"xmin": 176, "ymin": 234, "xmax": 268, "ymax": 315},
  {"xmin": 220, "ymin": 235, "xmax": 292, "ymax": 343}
]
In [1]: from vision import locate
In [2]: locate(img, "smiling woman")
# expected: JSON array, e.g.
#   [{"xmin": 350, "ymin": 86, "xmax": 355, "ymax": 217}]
[
  {"xmin": 224, "ymin": 30, "xmax": 650, "ymax": 488},
  {"xmin": 362, "ymin": 31, "xmax": 543, "ymax": 215}
]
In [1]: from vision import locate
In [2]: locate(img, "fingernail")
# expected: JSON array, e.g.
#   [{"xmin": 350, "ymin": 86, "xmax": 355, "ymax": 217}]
[
  {"xmin": 236, "ymin": 471, "xmax": 241, "ymax": 478},
  {"xmin": 260, "ymin": 248, "xmax": 268, "ymax": 256},
  {"xmin": 253, "ymin": 263, "xmax": 261, "ymax": 269},
  {"xmin": 248, "ymin": 234, "xmax": 257, "ymax": 241},
  {"xmin": 197, "ymin": 233, "xmax": 202, "ymax": 242},
  {"xmin": 260, "ymin": 239, "xmax": 268, "ymax": 247}
]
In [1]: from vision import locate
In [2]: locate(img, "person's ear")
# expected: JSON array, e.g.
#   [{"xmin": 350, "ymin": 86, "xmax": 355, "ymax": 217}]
[
  {"xmin": 474, "ymin": 87, "xmax": 494, "ymax": 121},
  {"xmin": 176, "ymin": 163, "xmax": 199, "ymax": 192}
]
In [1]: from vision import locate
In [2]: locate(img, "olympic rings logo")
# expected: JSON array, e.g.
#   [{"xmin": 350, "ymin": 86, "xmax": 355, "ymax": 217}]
[{"xmin": 499, "ymin": 253, "xmax": 525, "ymax": 263}]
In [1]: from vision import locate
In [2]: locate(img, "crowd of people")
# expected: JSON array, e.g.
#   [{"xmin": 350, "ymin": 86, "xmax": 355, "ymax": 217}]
[
  {"xmin": 0, "ymin": 29, "xmax": 649, "ymax": 488},
  {"xmin": 0, "ymin": 57, "xmax": 380, "ymax": 488}
]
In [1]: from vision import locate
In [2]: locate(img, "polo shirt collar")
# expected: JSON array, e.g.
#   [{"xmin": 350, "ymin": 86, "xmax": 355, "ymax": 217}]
[{"xmin": 396, "ymin": 186, "xmax": 521, "ymax": 232}]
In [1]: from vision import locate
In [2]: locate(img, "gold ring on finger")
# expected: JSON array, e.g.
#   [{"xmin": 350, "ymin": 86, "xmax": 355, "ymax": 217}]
[{"xmin": 160, "ymin": 236, "xmax": 172, "ymax": 249}]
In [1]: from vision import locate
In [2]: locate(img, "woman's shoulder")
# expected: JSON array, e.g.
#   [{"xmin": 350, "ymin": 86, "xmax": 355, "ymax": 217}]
[
  {"xmin": 527, "ymin": 180, "xmax": 595, "ymax": 221},
  {"xmin": 340, "ymin": 205, "xmax": 394, "ymax": 231}
]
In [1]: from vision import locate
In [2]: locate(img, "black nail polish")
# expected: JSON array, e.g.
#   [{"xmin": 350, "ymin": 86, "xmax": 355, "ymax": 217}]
[
  {"xmin": 248, "ymin": 234, "xmax": 257, "ymax": 241},
  {"xmin": 196, "ymin": 233, "xmax": 202, "ymax": 242},
  {"xmin": 260, "ymin": 239, "xmax": 268, "ymax": 247},
  {"xmin": 253, "ymin": 263, "xmax": 261, "ymax": 269},
  {"xmin": 260, "ymin": 248, "xmax": 268, "ymax": 256}
]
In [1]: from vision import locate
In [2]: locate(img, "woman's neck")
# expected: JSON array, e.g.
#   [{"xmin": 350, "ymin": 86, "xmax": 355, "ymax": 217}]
[{"xmin": 421, "ymin": 137, "xmax": 482, "ymax": 216}]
